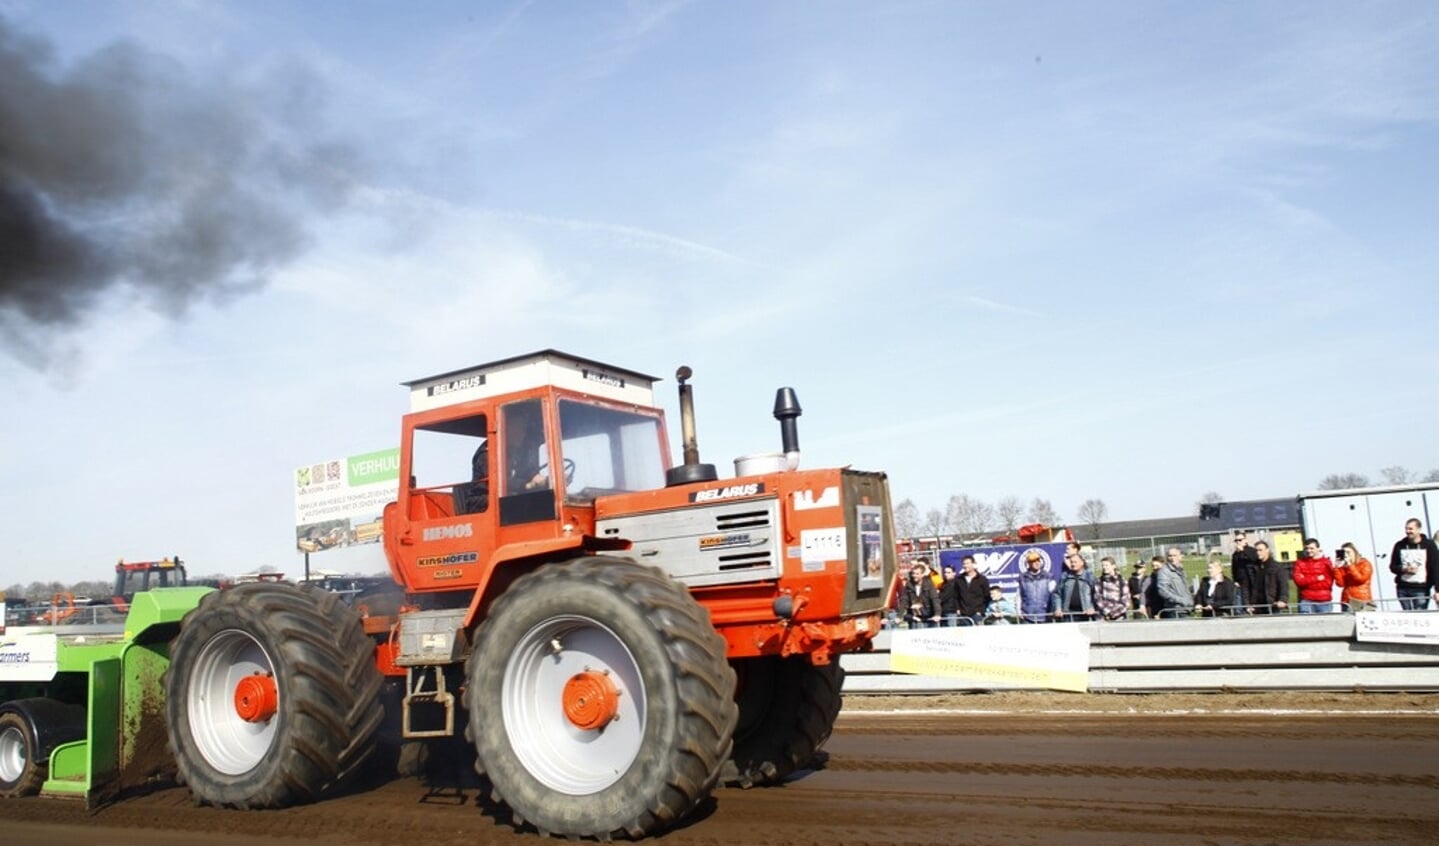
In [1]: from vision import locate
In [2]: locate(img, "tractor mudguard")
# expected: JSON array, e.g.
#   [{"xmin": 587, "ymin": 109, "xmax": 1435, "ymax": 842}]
[{"xmin": 0, "ymin": 698, "xmax": 87, "ymax": 769}]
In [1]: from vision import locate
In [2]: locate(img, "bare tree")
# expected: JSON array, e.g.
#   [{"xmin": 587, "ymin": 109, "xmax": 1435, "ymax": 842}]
[
  {"xmin": 25, "ymin": 581, "xmax": 68, "ymax": 605},
  {"xmin": 893, "ymin": 498, "xmax": 920, "ymax": 539},
  {"xmin": 1318, "ymin": 473, "xmax": 1370, "ymax": 490},
  {"xmin": 946, "ymin": 494, "xmax": 995, "ymax": 542},
  {"xmin": 72, "ymin": 580, "xmax": 111, "ymax": 600},
  {"xmin": 1027, "ymin": 497, "xmax": 1060, "ymax": 526},
  {"xmin": 1076, "ymin": 498, "xmax": 1108, "ymax": 540},
  {"xmin": 995, "ymin": 496, "xmax": 1023, "ymax": 535},
  {"xmin": 922, "ymin": 508, "xmax": 948, "ymax": 539},
  {"xmin": 973, "ymin": 500, "xmax": 995, "ymax": 539},
  {"xmin": 1379, "ymin": 465, "xmax": 1413, "ymax": 486},
  {"xmin": 1425, "ymin": 469, "xmax": 1439, "ymax": 484}
]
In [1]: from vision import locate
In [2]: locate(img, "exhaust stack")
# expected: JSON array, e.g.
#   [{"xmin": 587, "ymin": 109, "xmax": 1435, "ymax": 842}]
[
  {"xmin": 665, "ymin": 366, "xmax": 718, "ymax": 486},
  {"xmin": 773, "ymin": 387, "xmax": 802, "ymax": 471}
]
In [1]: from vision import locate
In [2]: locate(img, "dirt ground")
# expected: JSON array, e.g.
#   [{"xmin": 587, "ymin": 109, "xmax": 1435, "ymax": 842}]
[{"xmin": 2, "ymin": 691, "xmax": 1436, "ymax": 846}]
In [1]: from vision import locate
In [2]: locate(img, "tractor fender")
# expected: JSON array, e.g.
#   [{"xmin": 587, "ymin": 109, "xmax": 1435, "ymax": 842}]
[
  {"xmin": 0, "ymin": 698, "xmax": 87, "ymax": 765},
  {"xmin": 460, "ymin": 535, "xmax": 630, "ymax": 630}
]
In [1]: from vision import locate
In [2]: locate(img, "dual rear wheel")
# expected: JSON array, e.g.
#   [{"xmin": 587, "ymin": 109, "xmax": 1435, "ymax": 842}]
[{"xmin": 164, "ymin": 583, "xmax": 383, "ymax": 808}]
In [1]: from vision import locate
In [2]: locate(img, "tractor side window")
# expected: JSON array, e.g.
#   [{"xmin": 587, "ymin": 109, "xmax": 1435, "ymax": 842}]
[
  {"xmin": 411, "ymin": 414, "xmax": 489, "ymax": 516},
  {"xmin": 500, "ymin": 400, "xmax": 549, "ymax": 495},
  {"xmin": 558, "ymin": 400, "xmax": 666, "ymax": 502},
  {"xmin": 498, "ymin": 400, "xmax": 556, "ymax": 525}
]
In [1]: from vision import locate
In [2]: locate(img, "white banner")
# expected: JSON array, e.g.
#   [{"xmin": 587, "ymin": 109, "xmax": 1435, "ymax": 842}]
[
  {"xmin": 1355, "ymin": 611, "xmax": 1439, "ymax": 646},
  {"xmin": 0, "ymin": 632, "xmax": 60, "ymax": 682},
  {"xmin": 889, "ymin": 625, "xmax": 1090, "ymax": 692},
  {"xmin": 294, "ymin": 448, "xmax": 399, "ymax": 554}
]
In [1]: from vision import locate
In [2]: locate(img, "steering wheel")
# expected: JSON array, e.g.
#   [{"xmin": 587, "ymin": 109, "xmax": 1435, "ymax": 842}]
[{"xmin": 538, "ymin": 458, "xmax": 577, "ymax": 486}]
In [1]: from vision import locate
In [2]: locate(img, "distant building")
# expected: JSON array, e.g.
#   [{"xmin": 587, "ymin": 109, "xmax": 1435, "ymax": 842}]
[
  {"xmin": 1064, "ymin": 497, "xmax": 1302, "ymax": 561},
  {"xmin": 901, "ymin": 497, "xmax": 1304, "ymax": 564}
]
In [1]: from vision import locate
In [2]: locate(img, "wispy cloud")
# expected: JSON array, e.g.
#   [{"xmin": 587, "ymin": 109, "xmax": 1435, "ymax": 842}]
[
  {"xmin": 962, "ymin": 295, "xmax": 1043, "ymax": 319},
  {"xmin": 349, "ymin": 184, "xmax": 756, "ymax": 266},
  {"xmin": 624, "ymin": 0, "xmax": 691, "ymax": 38},
  {"xmin": 484, "ymin": 208, "xmax": 758, "ymax": 266}
]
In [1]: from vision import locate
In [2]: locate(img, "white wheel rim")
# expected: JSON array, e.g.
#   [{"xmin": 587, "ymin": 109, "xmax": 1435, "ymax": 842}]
[
  {"xmin": 186, "ymin": 629, "xmax": 279, "ymax": 775},
  {"xmin": 502, "ymin": 615, "xmax": 646, "ymax": 794},
  {"xmin": 0, "ymin": 725, "xmax": 27, "ymax": 784}
]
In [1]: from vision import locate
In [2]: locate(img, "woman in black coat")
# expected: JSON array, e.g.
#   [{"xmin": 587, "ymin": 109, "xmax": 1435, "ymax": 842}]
[{"xmin": 1195, "ymin": 558, "xmax": 1239, "ymax": 617}]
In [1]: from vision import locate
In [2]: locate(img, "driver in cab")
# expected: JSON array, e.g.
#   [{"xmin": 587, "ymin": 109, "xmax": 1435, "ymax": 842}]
[
  {"xmin": 503, "ymin": 403, "xmax": 550, "ymax": 492},
  {"xmin": 466, "ymin": 401, "xmax": 550, "ymax": 515}
]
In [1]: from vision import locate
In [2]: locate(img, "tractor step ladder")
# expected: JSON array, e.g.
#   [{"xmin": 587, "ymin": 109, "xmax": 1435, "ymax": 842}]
[{"xmin": 401, "ymin": 666, "xmax": 455, "ymax": 738}]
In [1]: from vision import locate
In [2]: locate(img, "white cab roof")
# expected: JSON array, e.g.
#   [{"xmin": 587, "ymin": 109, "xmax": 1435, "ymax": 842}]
[{"xmin": 404, "ymin": 349, "xmax": 659, "ymax": 413}]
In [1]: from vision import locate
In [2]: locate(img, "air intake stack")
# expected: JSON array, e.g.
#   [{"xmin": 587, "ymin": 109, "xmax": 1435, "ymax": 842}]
[{"xmin": 773, "ymin": 387, "xmax": 802, "ymax": 471}]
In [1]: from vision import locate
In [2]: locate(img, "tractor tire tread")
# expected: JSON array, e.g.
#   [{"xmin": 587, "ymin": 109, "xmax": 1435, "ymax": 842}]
[
  {"xmin": 465, "ymin": 557, "xmax": 737, "ymax": 839},
  {"xmin": 165, "ymin": 583, "xmax": 383, "ymax": 809}
]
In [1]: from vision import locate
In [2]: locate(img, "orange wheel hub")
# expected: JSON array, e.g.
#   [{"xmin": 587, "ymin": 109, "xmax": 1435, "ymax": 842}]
[
  {"xmin": 562, "ymin": 670, "xmax": 620, "ymax": 731},
  {"xmin": 233, "ymin": 672, "xmax": 278, "ymax": 723}
]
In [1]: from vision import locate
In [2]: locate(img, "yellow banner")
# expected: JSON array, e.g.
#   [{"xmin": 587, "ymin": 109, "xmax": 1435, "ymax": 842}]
[{"xmin": 889, "ymin": 626, "xmax": 1090, "ymax": 692}]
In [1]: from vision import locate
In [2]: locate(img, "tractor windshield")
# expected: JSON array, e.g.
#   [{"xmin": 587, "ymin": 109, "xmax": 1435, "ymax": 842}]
[{"xmin": 558, "ymin": 399, "xmax": 666, "ymax": 502}]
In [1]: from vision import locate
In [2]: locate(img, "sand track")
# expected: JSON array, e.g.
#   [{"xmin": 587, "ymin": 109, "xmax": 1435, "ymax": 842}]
[{"xmin": 2, "ymin": 694, "xmax": 1435, "ymax": 845}]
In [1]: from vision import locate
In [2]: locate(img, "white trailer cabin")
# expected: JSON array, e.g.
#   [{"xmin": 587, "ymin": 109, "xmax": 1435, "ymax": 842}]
[{"xmin": 1298, "ymin": 483, "xmax": 1439, "ymax": 610}]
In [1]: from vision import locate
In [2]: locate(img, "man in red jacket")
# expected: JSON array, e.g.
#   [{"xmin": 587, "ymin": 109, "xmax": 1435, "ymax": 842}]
[{"xmin": 1293, "ymin": 538, "xmax": 1336, "ymax": 614}]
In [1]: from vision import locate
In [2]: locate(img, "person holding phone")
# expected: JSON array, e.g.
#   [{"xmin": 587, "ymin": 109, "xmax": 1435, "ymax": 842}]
[{"xmin": 1331, "ymin": 542, "xmax": 1374, "ymax": 612}]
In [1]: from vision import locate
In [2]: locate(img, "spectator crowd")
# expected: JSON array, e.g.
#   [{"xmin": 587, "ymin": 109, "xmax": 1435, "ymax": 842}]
[{"xmin": 890, "ymin": 518, "xmax": 1439, "ymax": 628}]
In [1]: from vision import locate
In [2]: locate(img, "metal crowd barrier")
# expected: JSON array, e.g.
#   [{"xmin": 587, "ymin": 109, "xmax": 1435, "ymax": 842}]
[{"xmin": 846, "ymin": 609, "xmax": 1439, "ymax": 693}]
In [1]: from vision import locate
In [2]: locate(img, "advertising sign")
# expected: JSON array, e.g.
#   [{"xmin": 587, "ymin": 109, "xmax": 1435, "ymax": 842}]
[
  {"xmin": 0, "ymin": 632, "xmax": 60, "ymax": 683},
  {"xmin": 294, "ymin": 448, "xmax": 400, "ymax": 554},
  {"xmin": 1355, "ymin": 611, "xmax": 1439, "ymax": 647},
  {"xmin": 890, "ymin": 625, "xmax": 1090, "ymax": 692},
  {"xmin": 937, "ymin": 542, "xmax": 1068, "ymax": 597}
]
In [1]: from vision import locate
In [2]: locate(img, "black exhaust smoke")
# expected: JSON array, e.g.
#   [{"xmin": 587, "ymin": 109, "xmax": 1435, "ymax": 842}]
[{"xmin": 0, "ymin": 17, "xmax": 362, "ymax": 370}]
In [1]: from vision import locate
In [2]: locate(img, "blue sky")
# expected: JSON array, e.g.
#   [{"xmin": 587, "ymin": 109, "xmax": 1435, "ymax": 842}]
[{"xmin": 2, "ymin": 1, "xmax": 1436, "ymax": 585}]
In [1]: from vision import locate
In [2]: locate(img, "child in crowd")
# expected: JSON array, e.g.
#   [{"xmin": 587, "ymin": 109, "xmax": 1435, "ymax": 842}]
[{"xmin": 983, "ymin": 584, "xmax": 1017, "ymax": 624}]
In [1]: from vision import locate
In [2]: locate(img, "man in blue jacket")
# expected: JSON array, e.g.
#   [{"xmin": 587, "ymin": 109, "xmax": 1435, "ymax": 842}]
[
  {"xmin": 1050, "ymin": 550, "xmax": 1098, "ymax": 622},
  {"xmin": 1018, "ymin": 550, "xmax": 1055, "ymax": 623}
]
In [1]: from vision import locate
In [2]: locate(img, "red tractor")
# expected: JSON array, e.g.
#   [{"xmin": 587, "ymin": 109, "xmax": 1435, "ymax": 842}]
[
  {"xmin": 33, "ymin": 558, "xmax": 189, "ymax": 624},
  {"xmin": 112, "ymin": 556, "xmax": 190, "ymax": 613},
  {"xmin": 161, "ymin": 350, "xmax": 896, "ymax": 838}
]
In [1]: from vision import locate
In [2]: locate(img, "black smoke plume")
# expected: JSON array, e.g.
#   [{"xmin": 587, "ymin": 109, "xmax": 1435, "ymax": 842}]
[{"xmin": 0, "ymin": 17, "xmax": 361, "ymax": 369}]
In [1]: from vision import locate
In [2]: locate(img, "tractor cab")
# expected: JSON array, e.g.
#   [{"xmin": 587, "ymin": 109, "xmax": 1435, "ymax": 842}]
[
  {"xmin": 113, "ymin": 556, "xmax": 188, "ymax": 611},
  {"xmin": 385, "ymin": 350, "xmax": 671, "ymax": 596}
]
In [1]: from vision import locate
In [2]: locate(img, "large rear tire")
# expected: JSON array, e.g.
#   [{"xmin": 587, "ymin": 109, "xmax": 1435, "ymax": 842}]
[
  {"xmin": 165, "ymin": 582, "xmax": 384, "ymax": 808},
  {"xmin": 723, "ymin": 656, "xmax": 844, "ymax": 787},
  {"xmin": 0, "ymin": 712, "xmax": 43, "ymax": 798},
  {"xmin": 465, "ymin": 557, "xmax": 738, "ymax": 839}
]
